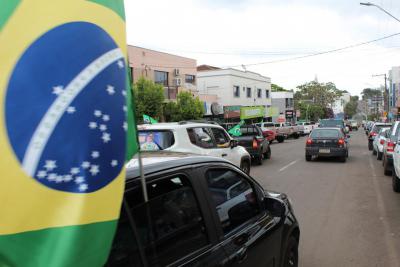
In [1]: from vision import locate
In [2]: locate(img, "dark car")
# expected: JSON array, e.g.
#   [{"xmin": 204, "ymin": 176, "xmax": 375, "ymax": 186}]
[
  {"xmin": 106, "ymin": 152, "xmax": 300, "ymax": 267},
  {"xmin": 368, "ymin": 123, "xmax": 392, "ymax": 151},
  {"xmin": 305, "ymin": 128, "xmax": 349, "ymax": 162},
  {"xmin": 319, "ymin": 119, "xmax": 346, "ymax": 133},
  {"xmin": 235, "ymin": 125, "xmax": 271, "ymax": 165}
]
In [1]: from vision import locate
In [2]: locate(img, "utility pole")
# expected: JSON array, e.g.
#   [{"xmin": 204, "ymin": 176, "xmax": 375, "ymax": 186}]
[{"xmin": 372, "ymin": 73, "xmax": 388, "ymax": 117}]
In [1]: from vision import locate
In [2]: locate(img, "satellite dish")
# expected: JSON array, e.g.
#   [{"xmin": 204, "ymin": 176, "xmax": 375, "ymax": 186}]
[{"xmin": 211, "ymin": 102, "xmax": 222, "ymax": 115}]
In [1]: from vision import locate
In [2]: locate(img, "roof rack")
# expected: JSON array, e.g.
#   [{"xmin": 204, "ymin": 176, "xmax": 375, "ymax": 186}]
[{"xmin": 178, "ymin": 120, "xmax": 220, "ymax": 125}]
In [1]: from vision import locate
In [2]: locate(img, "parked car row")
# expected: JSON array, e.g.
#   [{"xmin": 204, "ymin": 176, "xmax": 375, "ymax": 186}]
[{"xmin": 366, "ymin": 121, "xmax": 400, "ymax": 192}]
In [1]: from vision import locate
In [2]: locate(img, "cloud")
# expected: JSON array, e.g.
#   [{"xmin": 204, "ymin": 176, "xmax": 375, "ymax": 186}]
[{"xmin": 124, "ymin": 0, "xmax": 400, "ymax": 95}]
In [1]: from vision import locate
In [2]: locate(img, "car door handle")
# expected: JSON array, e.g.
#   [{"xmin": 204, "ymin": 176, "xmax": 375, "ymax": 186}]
[{"xmin": 222, "ymin": 153, "xmax": 228, "ymax": 157}]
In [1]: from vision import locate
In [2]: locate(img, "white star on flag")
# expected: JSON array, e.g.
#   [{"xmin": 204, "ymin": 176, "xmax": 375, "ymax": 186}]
[
  {"xmin": 102, "ymin": 114, "xmax": 110, "ymax": 122},
  {"xmin": 106, "ymin": 85, "xmax": 115, "ymax": 95},
  {"xmin": 117, "ymin": 60, "xmax": 124, "ymax": 69},
  {"xmin": 91, "ymin": 151, "xmax": 100, "ymax": 158},
  {"xmin": 123, "ymin": 122, "xmax": 127, "ymax": 131},
  {"xmin": 102, "ymin": 132, "xmax": 111, "ymax": 143},
  {"xmin": 47, "ymin": 173, "xmax": 57, "ymax": 181},
  {"xmin": 37, "ymin": 170, "xmax": 47, "ymax": 179},
  {"xmin": 70, "ymin": 167, "xmax": 80, "ymax": 175},
  {"xmin": 89, "ymin": 122, "xmax": 97, "ymax": 129},
  {"xmin": 121, "ymin": 90, "xmax": 127, "ymax": 97},
  {"xmin": 79, "ymin": 184, "xmax": 89, "ymax": 192},
  {"xmin": 111, "ymin": 160, "xmax": 118, "ymax": 167},
  {"xmin": 89, "ymin": 165, "xmax": 100, "ymax": 176},
  {"xmin": 56, "ymin": 175, "xmax": 63, "ymax": 183},
  {"xmin": 94, "ymin": 110, "xmax": 102, "ymax": 117},
  {"xmin": 44, "ymin": 160, "xmax": 57, "ymax": 171},
  {"xmin": 75, "ymin": 176, "xmax": 85, "ymax": 184},
  {"xmin": 122, "ymin": 106, "xmax": 127, "ymax": 112},
  {"xmin": 66, "ymin": 106, "xmax": 76, "ymax": 114},
  {"xmin": 64, "ymin": 175, "xmax": 73, "ymax": 182},
  {"xmin": 52, "ymin": 86, "xmax": 64, "ymax": 95},
  {"xmin": 99, "ymin": 124, "xmax": 107, "ymax": 131},
  {"xmin": 81, "ymin": 161, "xmax": 91, "ymax": 169}
]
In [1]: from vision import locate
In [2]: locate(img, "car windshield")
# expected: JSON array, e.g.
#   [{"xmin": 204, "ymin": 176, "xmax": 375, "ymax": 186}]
[
  {"xmin": 310, "ymin": 129, "xmax": 341, "ymax": 138},
  {"xmin": 320, "ymin": 120, "xmax": 344, "ymax": 128},
  {"xmin": 138, "ymin": 130, "xmax": 175, "ymax": 151}
]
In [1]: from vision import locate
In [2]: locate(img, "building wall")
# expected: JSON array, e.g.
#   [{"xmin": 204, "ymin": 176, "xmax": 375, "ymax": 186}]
[
  {"xmin": 389, "ymin": 66, "xmax": 400, "ymax": 109},
  {"xmin": 197, "ymin": 68, "xmax": 271, "ymax": 108},
  {"xmin": 271, "ymin": 92, "xmax": 294, "ymax": 122},
  {"xmin": 127, "ymin": 46, "xmax": 197, "ymax": 99}
]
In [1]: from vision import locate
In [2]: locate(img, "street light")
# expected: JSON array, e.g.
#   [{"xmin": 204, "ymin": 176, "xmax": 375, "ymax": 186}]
[{"xmin": 360, "ymin": 2, "xmax": 400, "ymax": 23}]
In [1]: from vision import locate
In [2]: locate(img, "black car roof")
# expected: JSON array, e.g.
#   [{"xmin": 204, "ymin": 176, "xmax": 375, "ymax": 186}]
[{"xmin": 125, "ymin": 151, "xmax": 231, "ymax": 180}]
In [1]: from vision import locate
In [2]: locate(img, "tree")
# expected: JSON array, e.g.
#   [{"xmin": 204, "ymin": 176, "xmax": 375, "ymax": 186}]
[
  {"xmin": 297, "ymin": 102, "xmax": 325, "ymax": 121},
  {"xmin": 344, "ymin": 101, "xmax": 358, "ymax": 118},
  {"xmin": 295, "ymin": 81, "xmax": 342, "ymax": 108},
  {"xmin": 166, "ymin": 91, "xmax": 205, "ymax": 121},
  {"xmin": 361, "ymin": 88, "xmax": 381, "ymax": 100},
  {"xmin": 271, "ymin": 83, "xmax": 291, "ymax": 92},
  {"xmin": 133, "ymin": 77, "xmax": 165, "ymax": 122}
]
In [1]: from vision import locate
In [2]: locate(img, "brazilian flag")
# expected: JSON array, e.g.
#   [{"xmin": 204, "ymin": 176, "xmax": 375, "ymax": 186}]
[{"xmin": 0, "ymin": 1, "xmax": 137, "ymax": 266}]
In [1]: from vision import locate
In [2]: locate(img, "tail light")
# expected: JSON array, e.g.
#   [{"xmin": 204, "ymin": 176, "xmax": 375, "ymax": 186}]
[
  {"xmin": 252, "ymin": 138, "xmax": 258, "ymax": 149},
  {"xmin": 380, "ymin": 139, "xmax": 385, "ymax": 145},
  {"xmin": 370, "ymin": 132, "xmax": 377, "ymax": 137},
  {"xmin": 306, "ymin": 138, "xmax": 313, "ymax": 145},
  {"xmin": 338, "ymin": 138, "xmax": 345, "ymax": 145},
  {"xmin": 387, "ymin": 141, "xmax": 396, "ymax": 152}
]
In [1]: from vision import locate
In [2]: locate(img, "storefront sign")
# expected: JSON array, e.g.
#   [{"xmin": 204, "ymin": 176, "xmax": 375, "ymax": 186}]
[
  {"xmin": 240, "ymin": 106, "xmax": 265, "ymax": 119},
  {"xmin": 265, "ymin": 107, "xmax": 279, "ymax": 117},
  {"xmin": 223, "ymin": 105, "xmax": 241, "ymax": 119}
]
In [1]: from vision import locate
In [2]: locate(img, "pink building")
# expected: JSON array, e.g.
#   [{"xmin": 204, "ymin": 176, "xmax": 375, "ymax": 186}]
[{"xmin": 127, "ymin": 45, "xmax": 197, "ymax": 100}]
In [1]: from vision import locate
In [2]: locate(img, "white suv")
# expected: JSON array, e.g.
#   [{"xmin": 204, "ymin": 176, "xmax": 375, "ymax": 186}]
[{"xmin": 137, "ymin": 122, "xmax": 251, "ymax": 173}]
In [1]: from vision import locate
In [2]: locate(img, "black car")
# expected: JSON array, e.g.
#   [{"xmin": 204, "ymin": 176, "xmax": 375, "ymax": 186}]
[
  {"xmin": 106, "ymin": 152, "xmax": 300, "ymax": 267},
  {"xmin": 235, "ymin": 125, "xmax": 271, "ymax": 165},
  {"xmin": 305, "ymin": 128, "xmax": 349, "ymax": 162}
]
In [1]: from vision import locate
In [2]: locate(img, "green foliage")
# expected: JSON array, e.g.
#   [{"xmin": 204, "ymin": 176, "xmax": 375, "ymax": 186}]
[
  {"xmin": 295, "ymin": 81, "xmax": 342, "ymax": 108},
  {"xmin": 165, "ymin": 91, "xmax": 205, "ymax": 121},
  {"xmin": 361, "ymin": 88, "xmax": 381, "ymax": 100},
  {"xmin": 133, "ymin": 78, "xmax": 165, "ymax": 123},
  {"xmin": 297, "ymin": 102, "xmax": 325, "ymax": 121},
  {"xmin": 271, "ymin": 83, "xmax": 290, "ymax": 92},
  {"xmin": 344, "ymin": 101, "xmax": 358, "ymax": 118}
]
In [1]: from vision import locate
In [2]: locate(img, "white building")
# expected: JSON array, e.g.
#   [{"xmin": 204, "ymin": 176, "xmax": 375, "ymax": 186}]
[
  {"xmin": 389, "ymin": 66, "xmax": 400, "ymax": 110},
  {"xmin": 332, "ymin": 92, "xmax": 351, "ymax": 116},
  {"xmin": 197, "ymin": 67, "xmax": 272, "ymax": 110},
  {"xmin": 271, "ymin": 92, "xmax": 294, "ymax": 123}
]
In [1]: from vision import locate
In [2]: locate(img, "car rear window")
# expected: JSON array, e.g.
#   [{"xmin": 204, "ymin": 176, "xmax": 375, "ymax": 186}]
[
  {"xmin": 310, "ymin": 129, "xmax": 341, "ymax": 138},
  {"xmin": 138, "ymin": 130, "xmax": 175, "ymax": 151},
  {"xmin": 263, "ymin": 123, "xmax": 274, "ymax": 127},
  {"xmin": 372, "ymin": 124, "xmax": 392, "ymax": 133},
  {"xmin": 239, "ymin": 126, "xmax": 258, "ymax": 136},
  {"xmin": 320, "ymin": 120, "xmax": 344, "ymax": 128}
]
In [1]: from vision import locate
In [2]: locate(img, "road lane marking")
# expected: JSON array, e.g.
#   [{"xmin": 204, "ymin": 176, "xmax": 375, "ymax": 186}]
[
  {"xmin": 279, "ymin": 160, "xmax": 298, "ymax": 172},
  {"xmin": 368, "ymin": 157, "xmax": 399, "ymax": 265}
]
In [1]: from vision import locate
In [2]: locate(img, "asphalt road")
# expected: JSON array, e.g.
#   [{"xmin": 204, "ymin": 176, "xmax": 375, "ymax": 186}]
[{"xmin": 251, "ymin": 130, "xmax": 400, "ymax": 267}]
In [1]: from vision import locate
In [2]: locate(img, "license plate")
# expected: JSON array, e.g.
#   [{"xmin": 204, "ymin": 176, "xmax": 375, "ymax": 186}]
[{"xmin": 319, "ymin": 148, "xmax": 330, "ymax": 153}]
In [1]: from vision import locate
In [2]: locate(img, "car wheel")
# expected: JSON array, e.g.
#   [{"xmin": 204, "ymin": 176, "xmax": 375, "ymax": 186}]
[
  {"xmin": 393, "ymin": 169, "xmax": 400, "ymax": 193},
  {"xmin": 293, "ymin": 133, "xmax": 299, "ymax": 139},
  {"xmin": 283, "ymin": 236, "xmax": 298, "ymax": 267},
  {"xmin": 384, "ymin": 160, "xmax": 392, "ymax": 176},
  {"xmin": 377, "ymin": 151, "xmax": 383, "ymax": 160},
  {"xmin": 277, "ymin": 136, "xmax": 284, "ymax": 143},
  {"xmin": 368, "ymin": 141, "xmax": 373, "ymax": 151},
  {"xmin": 240, "ymin": 160, "xmax": 251, "ymax": 174},
  {"xmin": 305, "ymin": 155, "xmax": 312, "ymax": 161},
  {"xmin": 340, "ymin": 156, "xmax": 346, "ymax": 163},
  {"xmin": 269, "ymin": 140, "xmax": 273, "ymax": 144},
  {"xmin": 264, "ymin": 147, "xmax": 271, "ymax": 159},
  {"xmin": 255, "ymin": 154, "xmax": 263, "ymax": 165}
]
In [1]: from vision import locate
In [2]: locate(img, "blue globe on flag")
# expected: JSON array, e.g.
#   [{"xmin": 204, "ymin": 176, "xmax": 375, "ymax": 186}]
[{"xmin": 5, "ymin": 22, "xmax": 127, "ymax": 193}]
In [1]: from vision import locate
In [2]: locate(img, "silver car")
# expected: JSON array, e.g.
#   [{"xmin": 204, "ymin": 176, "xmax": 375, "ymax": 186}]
[{"xmin": 372, "ymin": 127, "xmax": 390, "ymax": 160}]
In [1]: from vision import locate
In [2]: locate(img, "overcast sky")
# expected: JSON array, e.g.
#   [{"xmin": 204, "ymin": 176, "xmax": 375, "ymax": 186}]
[{"xmin": 124, "ymin": 0, "xmax": 400, "ymax": 96}]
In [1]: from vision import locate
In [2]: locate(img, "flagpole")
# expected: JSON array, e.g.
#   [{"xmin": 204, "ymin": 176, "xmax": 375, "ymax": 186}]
[{"xmin": 138, "ymin": 150, "xmax": 148, "ymax": 202}]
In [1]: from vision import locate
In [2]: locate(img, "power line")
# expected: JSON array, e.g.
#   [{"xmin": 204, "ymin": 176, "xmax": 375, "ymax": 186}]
[{"xmin": 226, "ymin": 32, "xmax": 400, "ymax": 68}]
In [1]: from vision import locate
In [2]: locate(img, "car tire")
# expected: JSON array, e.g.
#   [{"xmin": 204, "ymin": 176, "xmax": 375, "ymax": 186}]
[
  {"xmin": 305, "ymin": 155, "xmax": 312, "ymax": 162},
  {"xmin": 384, "ymin": 159, "xmax": 392, "ymax": 176},
  {"xmin": 372, "ymin": 148, "xmax": 377, "ymax": 155},
  {"xmin": 277, "ymin": 136, "xmax": 285, "ymax": 143},
  {"xmin": 269, "ymin": 140, "xmax": 273, "ymax": 144},
  {"xmin": 240, "ymin": 159, "xmax": 251, "ymax": 175},
  {"xmin": 283, "ymin": 236, "xmax": 298, "ymax": 267},
  {"xmin": 340, "ymin": 156, "xmax": 346, "ymax": 163},
  {"xmin": 377, "ymin": 151, "xmax": 383, "ymax": 160},
  {"xmin": 393, "ymin": 169, "xmax": 400, "ymax": 193},
  {"xmin": 264, "ymin": 147, "xmax": 271, "ymax": 159},
  {"xmin": 254, "ymin": 154, "xmax": 263, "ymax": 165},
  {"xmin": 293, "ymin": 133, "xmax": 299, "ymax": 139},
  {"xmin": 368, "ymin": 141, "xmax": 373, "ymax": 151}
]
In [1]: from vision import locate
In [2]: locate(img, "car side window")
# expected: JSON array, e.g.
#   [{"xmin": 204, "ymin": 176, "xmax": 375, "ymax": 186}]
[
  {"xmin": 187, "ymin": 128, "xmax": 215, "ymax": 149},
  {"xmin": 108, "ymin": 175, "xmax": 209, "ymax": 267},
  {"xmin": 210, "ymin": 127, "xmax": 230, "ymax": 148},
  {"xmin": 205, "ymin": 169, "xmax": 260, "ymax": 234}
]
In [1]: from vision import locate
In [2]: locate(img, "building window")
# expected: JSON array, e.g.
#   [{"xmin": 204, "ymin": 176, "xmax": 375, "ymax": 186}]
[
  {"xmin": 257, "ymin": 88, "xmax": 262, "ymax": 98},
  {"xmin": 265, "ymin": 89, "xmax": 270, "ymax": 98},
  {"xmin": 246, "ymin": 87, "xmax": 252, "ymax": 98},
  {"xmin": 285, "ymin": 98, "xmax": 293, "ymax": 108},
  {"xmin": 233, "ymin": 85, "xmax": 240, "ymax": 97},
  {"xmin": 185, "ymin": 74, "xmax": 195, "ymax": 84},
  {"xmin": 154, "ymin": 70, "xmax": 168, "ymax": 86}
]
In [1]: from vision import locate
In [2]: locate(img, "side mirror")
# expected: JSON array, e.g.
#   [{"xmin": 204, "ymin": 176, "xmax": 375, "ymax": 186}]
[
  {"xmin": 230, "ymin": 139, "xmax": 238, "ymax": 149},
  {"xmin": 264, "ymin": 197, "xmax": 285, "ymax": 218}
]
